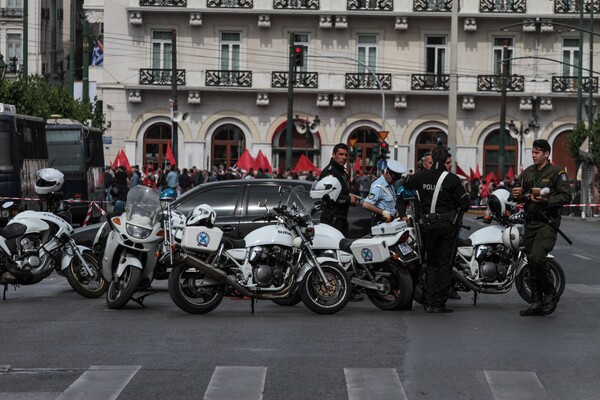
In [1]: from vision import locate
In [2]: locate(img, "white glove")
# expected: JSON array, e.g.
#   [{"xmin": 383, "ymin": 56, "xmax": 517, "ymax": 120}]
[{"xmin": 382, "ymin": 210, "xmax": 392, "ymax": 222}]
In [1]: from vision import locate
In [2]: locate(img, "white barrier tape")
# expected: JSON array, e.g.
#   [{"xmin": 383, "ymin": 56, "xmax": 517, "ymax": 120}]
[
  {"xmin": 0, "ymin": 196, "xmax": 109, "ymax": 204},
  {"xmin": 470, "ymin": 204, "xmax": 600, "ymax": 210},
  {"xmin": 82, "ymin": 202, "xmax": 95, "ymax": 226}
]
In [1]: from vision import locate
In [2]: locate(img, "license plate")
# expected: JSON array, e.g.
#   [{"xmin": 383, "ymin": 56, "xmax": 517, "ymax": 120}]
[{"xmin": 398, "ymin": 242, "xmax": 413, "ymax": 256}]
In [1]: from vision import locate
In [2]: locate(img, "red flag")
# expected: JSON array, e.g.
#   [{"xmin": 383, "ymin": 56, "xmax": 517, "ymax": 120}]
[
  {"xmin": 254, "ymin": 150, "xmax": 272, "ymax": 173},
  {"xmin": 455, "ymin": 163, "xmax": 469, "ymax": 178},
  {"xmin": 165, "ymin": 142, "xmax": 176, "ymax": 166},
  {"xmin": 475, "ymin": 164, "xmax": 481, "ymax": 180},
  {"xmin": 469, "ymin": 168, "xmax": 475, "ymax": 180},
  {"xmin": 485, "ymin": 170, "xmax": 496, "ymax": 183},
  {"xmin": 507, "ymin": 166, "xmax": 515, "ymax": 181},
  {"xmin": 353, "ymin": 155, "xmax": 361, "ymax": 173}
]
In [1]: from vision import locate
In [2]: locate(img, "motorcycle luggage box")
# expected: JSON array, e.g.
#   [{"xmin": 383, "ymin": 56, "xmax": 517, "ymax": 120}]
[
  {"xmin": 350, "ymin": 239, "xmax": 390, "ymax": 264},
  {"xmin": 182, "ymin": 226, "xmax": 223, "ymax": 253},
  {"xmin": 371, "ymin": 219, "xmax": 407, "ymax": 236}
]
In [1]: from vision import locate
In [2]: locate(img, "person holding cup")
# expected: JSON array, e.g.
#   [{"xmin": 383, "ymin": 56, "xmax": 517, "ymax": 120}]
[{"xmin": 511, "ymin": 139, "xmax": 571, "ymax": 317}]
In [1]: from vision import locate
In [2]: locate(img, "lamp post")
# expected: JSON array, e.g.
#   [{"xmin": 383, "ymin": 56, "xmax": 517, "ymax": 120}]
[
  {"xmin": 394, "ymin": 141, "xmax": 398, "ymax": 161},
  {"xmin": 507, "ymin": 118, "xmax": 539, "ymax": 174},
  {"xmin": 294, "ymin": 115, "xmax": 320, "ymax": 158}
]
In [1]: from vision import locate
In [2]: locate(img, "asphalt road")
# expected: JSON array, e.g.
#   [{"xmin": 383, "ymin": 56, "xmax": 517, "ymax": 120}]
[{"xmin": 0, "ymin": 215, "xmax": 599, "ymax": 400}]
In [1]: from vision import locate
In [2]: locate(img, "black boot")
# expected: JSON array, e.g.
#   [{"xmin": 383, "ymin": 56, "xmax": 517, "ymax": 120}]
[
  {"xmin": 542, "ymin": 285, "xmax": 559, "ymax": 316},
  {"xmin": 520, "ymin": 274, "xmax": 543, "ymax": 316}
]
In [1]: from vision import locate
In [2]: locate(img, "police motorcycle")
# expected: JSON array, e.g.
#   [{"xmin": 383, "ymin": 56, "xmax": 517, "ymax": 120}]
[
  {"xmin": 304, "ymin": 176, "xmax": 417, "ymax": 310},
  {"xmin": 167, "ymin": 185, "xmax": 352, "ymax": 315},
  {"xmin": 0, "ymin": 168, "xmax": 106, "ymax": 299},
  {"xmin": 413, "ymin": 188, "xmax": 566, "ymax": 305}
]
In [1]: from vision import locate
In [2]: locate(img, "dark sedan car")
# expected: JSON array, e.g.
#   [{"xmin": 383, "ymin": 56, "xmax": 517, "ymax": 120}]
[{"xmin": 72, "ymin": 179, "xmax": 371, "ymax": 247}]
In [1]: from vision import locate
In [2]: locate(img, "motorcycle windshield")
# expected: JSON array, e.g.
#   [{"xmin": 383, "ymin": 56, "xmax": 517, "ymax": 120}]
[
  {"xmin": 284, "ymin": 185, "xmax": 314, "ymax": 216},
  {"xmin": 125, "ymin": 185, "xmax": 162, "ymax": 227}
]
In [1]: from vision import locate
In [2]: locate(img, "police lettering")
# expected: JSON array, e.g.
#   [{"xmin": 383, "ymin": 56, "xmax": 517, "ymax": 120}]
[{"xmin": 422, "ymin": 183, "xmax": 436, "ymax": 191}]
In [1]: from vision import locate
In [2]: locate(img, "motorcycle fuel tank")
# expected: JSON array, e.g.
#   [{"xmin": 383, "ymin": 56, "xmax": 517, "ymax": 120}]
[
  {"xmin": 244, "ymin": 225, "xmax": 294, "ymax": 247},
  {"xmin": 312, "ymin": 224, "xmax": 345, "ymax": 250},
  {"xmin": 469, "ymin": 224, "xmax": 504, "ymax": 246}
]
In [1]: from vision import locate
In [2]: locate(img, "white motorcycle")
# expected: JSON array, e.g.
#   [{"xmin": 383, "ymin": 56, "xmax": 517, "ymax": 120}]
[{"xmin": 167, "ymin": 186, "xmax": 351, "ymax": 315}]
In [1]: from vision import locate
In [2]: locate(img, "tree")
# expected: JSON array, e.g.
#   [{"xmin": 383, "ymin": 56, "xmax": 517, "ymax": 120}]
[{"xmin": 0, "ymin": 73, "xmax": 109, "ymax": 131}]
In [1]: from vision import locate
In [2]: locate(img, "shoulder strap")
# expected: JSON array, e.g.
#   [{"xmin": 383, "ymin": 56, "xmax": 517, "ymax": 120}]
[{"xmin": 430, "ymin": 171, "xmax": 449, "ymax": 214}]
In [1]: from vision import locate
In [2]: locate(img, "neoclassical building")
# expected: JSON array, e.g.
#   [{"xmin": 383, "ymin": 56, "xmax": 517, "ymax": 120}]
[{"xmin": 83, "ymin": 0, "xmax": 596, "ymax": 176}]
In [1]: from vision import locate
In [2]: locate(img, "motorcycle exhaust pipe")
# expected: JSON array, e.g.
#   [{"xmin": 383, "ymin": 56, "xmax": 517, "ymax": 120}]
[{"xmin": 453, "ymin": 268, "xmax": 481, "ymax": 293}]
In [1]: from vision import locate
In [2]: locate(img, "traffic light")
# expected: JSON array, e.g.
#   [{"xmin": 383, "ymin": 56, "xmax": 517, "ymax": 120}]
[
  {"xmin": 380, "ymin": 141, "xmax": 390, "ymax": 159},
  {"xmin": 291, "ymin": 45, "xmax": 304, "ymax": 67}
]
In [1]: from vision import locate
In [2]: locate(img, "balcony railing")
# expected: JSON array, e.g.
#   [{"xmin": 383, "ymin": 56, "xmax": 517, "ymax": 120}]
[
  {"xmin": 272, "ymin": 72, "xmax": 319, "ymax": 88},
  {"xmin": 411, "ymin": 74, "xmax": 450, "ymax": 90},
  {"xmin": 345, "ymin": 73, "xmax": 392, "ymax": 90},
  {"xmin": 273, "ymin": 0, "xmax": 319, "ymax": 9},
  {"xmin": 413, "ymin": 0, "xmax": 453, "ymax": 12},
  {"xmin": 207, "ymin": 0, "xmax": 253, "ymax": 7},
  {"xmin": 206, "ymin": 70, "xmax": 252, "ymax": 87},
  {"xmin": 554, "ymin": 0, "xmax": 600, "ymax": 13},
  {"xmin": 477, "ymin": 74, "xmax": 525, "ymax": 92},
  {"xmin": 1, "ymin": 7, "xmax": 24, "ymax": 17},
  {"xmin": 347, "ymin": 0, "xmax": 393, "ymax": 11},
  {"xmin": 552, "ymin": 76, "xmax": 599, "ymax": 93},
  {"xmin": 139, "ymin": 69, "xmax": 186, "ymax": 85},
  {"xmin": 480, "ymin": 0, "xmax": 526, "ymax": 13},
  {"xmin": 139, "ymin": 0, "xmax": 187, "ymax": 6}
]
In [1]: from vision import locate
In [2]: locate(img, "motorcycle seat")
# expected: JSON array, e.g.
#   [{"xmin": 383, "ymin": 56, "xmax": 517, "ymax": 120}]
[
  {"xmin": 0, "ymin": 223, "xmax": 27, "ymax": 239},
  {"xmin": 339, "ymin": 238, "xmax": 358, "ymax": 253},
  {"xmin": 457, "ymin": 237, "xmax": 472, "ymax": 247},
  {"xmin": 221, "ymin": 237, "xmax": 246, "ymax": 250}
]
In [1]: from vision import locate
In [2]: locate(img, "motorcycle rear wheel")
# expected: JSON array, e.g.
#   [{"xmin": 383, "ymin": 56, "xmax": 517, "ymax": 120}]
[
  {"xmin": 168, "ymin": 263, "xmax": 225, "ymax": 314},
  {"xmin": 65, "ymin": 250, "xmax": 107, "ymax": 298},
  {"xmin": 106, "ymin": 266, "xmax": 142, "ymax": 309},
  {"xmin": 515, "ymin": 258, "xmax": 566, "ymax": 303},
  {"xmin": 366, "ymin": 262, "xmax": 413, "ymax": 311},
  {"xmin": 300, "ymin": 262, "xmax": 350, "ymax": 314}
]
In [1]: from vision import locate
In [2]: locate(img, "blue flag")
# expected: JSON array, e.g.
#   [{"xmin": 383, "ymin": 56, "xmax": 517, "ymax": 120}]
[{"xmin": 91, "ymin": 40, "xmax": 104, "ymax": 66}]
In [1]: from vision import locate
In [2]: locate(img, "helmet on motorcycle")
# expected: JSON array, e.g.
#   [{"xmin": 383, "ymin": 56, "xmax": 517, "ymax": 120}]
[
  {"xmin": 502, "ymin": 225, "xmax": 521, "ymax": 251},
  {"xmin": 310, "ymin": 175, "xmax": 342, "ymax": 202},
  {"xmin": 160, "ymin": 188, "xmax": 176, "ymax": 202},
  {"xmin": 187, "ymin": 204, "xmax": 216, "ymax": 228},
  {"xmin": 487, "ymin": 188, "xmax": 514, "ymax": 216},
  {"xmin": 34, "ymin": 168, "xmax": 64, "ymax": 195}
]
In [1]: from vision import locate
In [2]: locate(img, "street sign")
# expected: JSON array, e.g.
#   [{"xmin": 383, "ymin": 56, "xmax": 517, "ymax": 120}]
[
  {"xmin": 348, "ymin": 137, "xmax": 358, "ymax": 148},
  {"xmin": 377, "ymin": 130, "xmax": 389, "ymax": 141},
  {"xmin": 102, "ymin": 136, "xmax": 112, "ymax": 145}
]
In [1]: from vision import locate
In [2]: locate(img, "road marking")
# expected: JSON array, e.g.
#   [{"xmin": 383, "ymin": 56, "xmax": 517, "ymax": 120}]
[
  {"xmin": 572, "ymin": 253, "xmax": 593, "ymax": 261},
  {"xmin": 0, "ymin": 393, "xmax": 60, "ymax": 400},
  {"xmin": 55, "ymin": 365, "xmax": 141, "ymax": 400},
  {"xmin": 344, "ymin": 368, "xmax": 407, "ymax": 400},
  {"xmin": 567, "ymin": 284, "xmax": 600, "ymax": 294},
  {"xmin": 485, "ymin": 370, "xmax": 548, "ymax": 400},
  {"xmin": 204, "ymin": 366, "xmax": 267, "ymax": 400}
]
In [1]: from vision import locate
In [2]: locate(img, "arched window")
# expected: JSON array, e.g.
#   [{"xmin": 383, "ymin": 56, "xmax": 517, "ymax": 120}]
[
  {"xmin": 143, "ymin": 123, "xmax": 171, "ymax": 170},
  {"xmin": 552, "ymin": 130, "xmax": 576, "ymax": 176},
  {"xmin": 483, "ymin": 129, "xmax": 517, "ymax": 179},
  {"xmin": 415, "ymin": 128, "xmax": 447, "ymax": 167},
  {"xmin": 347, "ymin": 128, "xmax": 379, "ymax": 174},
  {"xmin": 212, "ymin": 124, "xmax": 246, "ymax": 169}
]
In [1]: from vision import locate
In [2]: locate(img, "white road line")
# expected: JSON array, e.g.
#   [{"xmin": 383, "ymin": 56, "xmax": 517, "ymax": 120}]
[
  {"xmin": 485, "ymin": 370, "xmax": 548, "ymax": 400},
  {"xmin": 344, "ymin": 368, "xmax": 407, "ymax": 400},
  {"xmin": 0, "ymin": 393, "xmax": 60, "ymax": 400},
  {"xmin": 572, "ymin": 253, "xmax": 593, "ymax": 261},
  {"xmin": 55, "ymin": 365, "xmax": 141, "ymax": 400},
  {"xmin": 204, "ymin": 366, "xmax": 267, "ymax": 400},
  {"xmin": 567, "ymin": 284, "xmax": 600, "ymax": 294}
]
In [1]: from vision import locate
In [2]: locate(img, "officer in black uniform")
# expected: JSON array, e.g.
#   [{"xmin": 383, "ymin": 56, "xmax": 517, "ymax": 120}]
[
  {"xmin": 319, "ymin": 143, "xmax": 359, "ymax": 236},
  {"xmin": 404, "ymin": 145, "xmax": 470, "ymax": 313}
]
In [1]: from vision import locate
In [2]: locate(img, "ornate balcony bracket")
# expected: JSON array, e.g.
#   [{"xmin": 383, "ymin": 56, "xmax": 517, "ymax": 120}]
[
  {"xmin": 256, "ymin": 93, "xmax": 270, "ymax": 106},
  {"xmin": 464, "ymin": 17, "xmax": 477, "ymax": 31},
  {"xmin": 317, "ymin": 94, "xmax": 330, "ymax": 107},
  {"xmin": 128, "ymin": 90, "xmax": 142, "ymax": 103},
  {"xmin": 258, "ymin": 14, "xmax": 271, "ymax": 28},
  {"xmin": 347, "ymin": 0, "xmax": 393, "ymax": 11},
  {"xmin": 540, "ymin": 98, "xmax": 553, "ymax": 111},
  {"xmin": 1, "ymin": 7, "xmax": 24, "ymax": 17},
  {"xmin": 523, "ymin": 18, "xmax": 554, "ymax": 32},
  {"xmin": 139, "ymin": 0, "xmax": 187, "ymax": 6},
  {"xmin": 188, "ymin": 91, "xmax": 201, "ymax": 105},
  {"xmin": 519, "ymin": 97, "xmax": 533, "ymax": 111},
  {"xmin": 206, "ymin": 70, "xmax": 252, "ymax": 87},
  {"xmin": 410, "ymin": 74, "xmax": 450, "ymax": 90},
  {"xmin": 272, "ymin": 72, "xmax": 319, "ymax": 89},
  {"xmin": 129, "ymin": 11, "xmax": 142, "ymax": 25},
  {"xmin": 207, "ymin": 0, "xmax": 253, "ymax": 8},
  {"xmin": 394, "ymin": 95, "xmax": 407, "ymax": 109},
  {"xmin": 319, "ymin": 15, "xmax": 333, "ymax": 28},
  {"xmin": 413, "ymin": 0, "xmax": 453, "ymax": 12},
  {"xmin": 480, "ymin": 0, "xmax": 526, "ymax": 13},
  {"xmin": 395, "ymin": 17, "xmax": 408, "ymax": 30},
  {"xmin": 345, "ymin": 73, "xmax": 392, "ymax": 90},
  {"xmin": 189, "ymin": 12, "xmax": 202, "ymax": 26},
  {"xmin": 335, "ymin": 16, "xmax": 348, "ymax": 29},
  {"xmin": 554, "ymin": 0, "xmax": 600, "ymax": 14},
  {"xmin": 462, "ymin": 96, "xmax": 476, "ymax": 110},
  {"xmin": 476, "ymin": 75, "xmax": 525, "ymax": 92},
  {"xmin": 332, "ymin": 94, "xmax": 346, "ymax": 107},
  {"xmin": 139, "ymin": 69, "xmax": 186, "ymax": 85},
  {"xmin": 273, "ymin": 0, "xmax": 320, "ymax": 10}
]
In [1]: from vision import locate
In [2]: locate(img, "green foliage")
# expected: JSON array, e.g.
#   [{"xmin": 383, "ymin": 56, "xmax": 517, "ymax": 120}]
[
  {"xmin": 590, "ymin": 113, "xmax": 600, "ymax": 167},
  {"xmin": 0, "ymin": 73, "xmax": 109, "ymax": 132},
  {"xmin": 568, "ymin": 121, "xmax": 587, "ymax": 164}
]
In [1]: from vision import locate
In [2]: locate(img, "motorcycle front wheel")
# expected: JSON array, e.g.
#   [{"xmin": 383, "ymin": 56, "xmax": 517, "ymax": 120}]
[
  {"xmin": 168, "ymin": 263, "xmax": 225, "ymax": 314},
  {"xmin": 515, "ymin": 258, "xmax": 566, "ymax": 303},
  {"xmin": 106, "ymin": 266, "xmax": 142, "ymax": 309},
  {"xmin": 300, "ymin": 262, "xmax": 350, "ymax": 314},
  {"xmin": 366, "ymin": 262, "xmax": 413, "ymax": 311},
  {"xmin": 65, "ymin": 250, "xmax": 107, "ymax": 298}
]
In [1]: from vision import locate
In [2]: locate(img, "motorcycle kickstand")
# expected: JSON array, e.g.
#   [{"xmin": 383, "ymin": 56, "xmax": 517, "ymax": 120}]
[
  {"xmin": 471, "ymin": 291, "xmax": 478, "ymax": 306},
  {"xmin": 130, "ymin": 291, "xmax": 158, "ymax": 308},
  {"xmin": 2, "ymin": 284, "xmax": 6, "ymax": 300},
  {"xmin": 251, "ymin": 296, "xmax": 256, "ymax": 314}
]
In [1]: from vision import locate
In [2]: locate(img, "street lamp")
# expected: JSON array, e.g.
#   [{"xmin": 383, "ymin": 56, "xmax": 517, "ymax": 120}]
[
  {"xmin": 394, "ymin": 141, "xmax": 398, "ymax": 161},
  {"xmin": 0, "ymin": 53, "xmax": 7, "ymax": 80},
  {"xmin": 294, "ymin": 115, "xmax": 320, "ymax": 157},
  {"xmin": 508, "ymin": 119, "xmax": 539, "ymax": 174},
  {"xmin": 584, "ymin": 97, "xmax": 597, "ymax": 123}
]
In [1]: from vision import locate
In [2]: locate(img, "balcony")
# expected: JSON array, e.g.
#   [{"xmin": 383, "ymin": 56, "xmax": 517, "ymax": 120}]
[
  {"xmin": 139, "ymin": 0, "xmax": 187, "ymax": 6},
  {"xmin": 552, "ymin": 76, "xmax": 599, "ymax": 93},
  {"xmin": 207, "ymin": 0, "xmax": 253, "ymax": 7},
  {"xmin": 139, "ymin": 69, "xmax": 186, "ymax": 85},
  {"xmin": 413, "ymin": 0, "xmax": 453, "ymax": 12},
  {"xmin": 272, "ymin": 72, "xmax": 319, "ymax": 88},
  {"xmin": 206, "ymin": 70, "xmax": 252, "ymax": 87},
  {"xmin": 347, "ymin": 0, "xmax": 393, "ymax": 10},
  {"xmin": 345, "ymin": 73, "xmax": 392, "ymax": 90},
  {"xmin": 480, "ymin": 0, "xmax": 526, "ymax": 13},
  {"xmin": 477, "ymin": 74, "xmax": 525, "ymax": 92},
  {"xmin": 411, "ymin": 74, "xmax": 450, "ymax": 91},
  {"xmin": 554, "ymin": 0, "xmax": 600, "ymax": 13},
  {"xmin": 273, "ymin": 0, "xmax": 319, "ymax": 9},
  {"xmin": 1, "ymin": 7, "xmax": 23, "ymax": 17}
]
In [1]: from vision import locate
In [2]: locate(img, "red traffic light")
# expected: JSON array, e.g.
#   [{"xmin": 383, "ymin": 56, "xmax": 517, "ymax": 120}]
[
  {"xmin": 380, "ymin": 142, "xmax": 388, "ymax": 149},
  {"xmin": 294, "ymin": 46, "xmax": 302, "ymax": 53}
]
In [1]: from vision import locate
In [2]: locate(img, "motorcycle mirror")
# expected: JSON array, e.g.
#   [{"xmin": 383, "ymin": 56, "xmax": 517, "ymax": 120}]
[
  {"xmin": 2, "ymin": 201, "xmax": 14, "ymax": 209},
  {"xmin": 480, "ymin": 198, "xmax": 488, "ymax": 207}
]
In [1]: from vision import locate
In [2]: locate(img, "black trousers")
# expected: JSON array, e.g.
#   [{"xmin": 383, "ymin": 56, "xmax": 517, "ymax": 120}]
[{"xmin": 423, "ymin": 223, "xmax": 457, "ymax": 308}]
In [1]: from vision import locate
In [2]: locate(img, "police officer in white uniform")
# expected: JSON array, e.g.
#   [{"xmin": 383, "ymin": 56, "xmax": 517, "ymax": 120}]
[{"xmin": 362, "ymin": 160, "xmax": 407, "ymax": 226}]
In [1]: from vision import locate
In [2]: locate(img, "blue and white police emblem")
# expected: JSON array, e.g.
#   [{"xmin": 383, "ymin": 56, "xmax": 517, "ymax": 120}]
[
  {"xmin": 196, "ymin": 232, "xmax": 210, "ymax": 247},
  {"xmin": 361, "ymin": 248, "xmax": 373, "ymax": 262}
]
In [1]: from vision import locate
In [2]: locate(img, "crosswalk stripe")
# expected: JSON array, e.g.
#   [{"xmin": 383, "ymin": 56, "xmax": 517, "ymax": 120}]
[
  {"xmin": 567, "ymin": 284, "xmax": 600, "ymax": 294},
  {"xmin": 55, "ymin": 365, "xmax": 141, "ymax": 400},
  {"xmin": 572, "ymin": 253, "xmax": 593, "ymax": 261},
  {"xmin": 484, "ymin": 370, "xmax": 548, "ymax": 400},
  {"xmin": 204, "ymin": 366, "xmax": 267, "ymax": 400},
  {"xmin": 344, "ymin": 368, "xmax": 407, "ymax": 400}
]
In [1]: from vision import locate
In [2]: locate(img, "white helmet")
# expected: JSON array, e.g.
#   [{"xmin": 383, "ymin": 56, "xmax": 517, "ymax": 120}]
[
  {"xmin": 386, "ymin": 160, "xmax": 407, "ymax": 178},
  {"xmin": 187, "ymin": 204, "xmax": 216, "ymax": 228},
  {"xmin": 487, "ymin": 188, "xmax": 515, "ymax": 216},
  {"xmin": 310, "ymin": 175, "xmax": 342, "ymax": 202},
  {"xmin": 34, "ymin": 168, "xmax": 64, "ymax": 195},
  {"xmin": 502, "ymin": 225, "xmax": 521, "ymax": 251}
]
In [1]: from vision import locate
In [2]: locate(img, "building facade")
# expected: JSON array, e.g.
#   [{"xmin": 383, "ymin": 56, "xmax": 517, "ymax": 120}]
[{"xmin": 83, "ymin": 0, "xmax": 597, "ymax": 177}]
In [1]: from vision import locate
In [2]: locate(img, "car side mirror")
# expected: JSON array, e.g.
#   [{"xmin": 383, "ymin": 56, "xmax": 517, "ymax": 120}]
[{"xmin": 258, "ymin": 199, "xmax": 267, "ymax": 208}]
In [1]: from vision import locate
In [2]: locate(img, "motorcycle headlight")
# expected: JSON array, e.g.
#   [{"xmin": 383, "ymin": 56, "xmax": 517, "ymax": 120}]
[{"xmin": 126, "ymin": 223, "xmax": 153, "ymax": 239}]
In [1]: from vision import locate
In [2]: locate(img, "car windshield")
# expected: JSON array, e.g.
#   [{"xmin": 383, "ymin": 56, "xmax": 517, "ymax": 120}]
[{"xmin": 125, "ymin": 185, "xmax": 162, "ymax": 226}]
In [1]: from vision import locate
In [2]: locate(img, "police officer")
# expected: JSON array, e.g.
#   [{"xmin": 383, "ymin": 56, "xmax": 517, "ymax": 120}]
[
  {"xmin": 404, "ymin": 146, "xmax": 470, "ymax": 313},
  {"xmin": 362, "ymin": 160, "xmax": 406, "ymax": 225},
  {"xmin": 511, "ymin": 139, "xmax": 571, "ymax": 316},
  {"xmin": 319, "ymin": 143, "xmax": 359, "ymax": 236}
]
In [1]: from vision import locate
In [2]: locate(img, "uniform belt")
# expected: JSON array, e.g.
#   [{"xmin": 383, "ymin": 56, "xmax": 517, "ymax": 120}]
[{"xmin": 422, "ymin": 211, "xmax": 456, "ymax": 223}]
